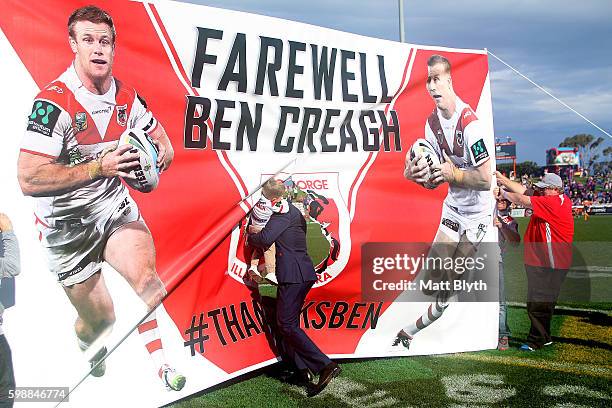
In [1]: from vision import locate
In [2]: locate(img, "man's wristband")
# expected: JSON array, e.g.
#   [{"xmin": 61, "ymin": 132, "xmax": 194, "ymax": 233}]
[
  {"xmin": 87, "ymin": 148, "xmax": 114, "ymax": 180},
  {"xmin": 451, "ymin": 167, "xmax": 464, "ymax": 185},
  {"xmin": 502, "ymin": 190, "xmax": 510, "ymax": 200},
  {"xmin": 87, "ymin": 159, "xmax": 103, "ymax": 180}
]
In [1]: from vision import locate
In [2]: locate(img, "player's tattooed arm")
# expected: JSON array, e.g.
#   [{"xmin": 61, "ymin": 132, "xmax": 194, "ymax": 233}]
[
  {"xmin": 18, "ymin": 147, "xmax": 139, "ymax": 197},
  {"xmin": 149, "ymin": 123, "xmax": 174, "ymax": 172},
  {"xmin": 431, "ymin": 152, "xmax": 491, "ymax": 190}
]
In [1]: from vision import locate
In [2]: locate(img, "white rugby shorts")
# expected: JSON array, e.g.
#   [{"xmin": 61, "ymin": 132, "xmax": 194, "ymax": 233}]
[
  {"xmin": 437, "ymin": 202, "xmax": 494, "ymax": 245},
  {"xmin": 37, "ymin": 194, "xmax": 142, "ymax": 286}
]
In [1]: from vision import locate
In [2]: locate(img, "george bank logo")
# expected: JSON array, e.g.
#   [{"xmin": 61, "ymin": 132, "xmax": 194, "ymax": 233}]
[{"xmin": 228, "ymin": 172, "xmax": 351, "ymax": 288}]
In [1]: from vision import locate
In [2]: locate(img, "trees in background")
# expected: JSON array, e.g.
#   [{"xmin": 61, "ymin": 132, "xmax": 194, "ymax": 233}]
[
  {"xmin": 497, "ymin": 161, "xmax": 540, "ymax": 178},
  {"xmin": 559, "ymin": 134, "xmax": 605, "ymax": 171}
]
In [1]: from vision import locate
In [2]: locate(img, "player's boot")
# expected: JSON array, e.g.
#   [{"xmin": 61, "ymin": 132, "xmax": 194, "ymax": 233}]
[
  {"xmin": 89, "ymin": 347, "xmax": 108, "ymax": 377},
  {"xmin": 248, "ymin": 266, "xmax": 265, "ymax": 284},
  {"xmin": 392, "ymin": 330, "xmax": 413, "ymax": 350},
  {"xmin": 160, "ymin": 364, "xmax": 186, "ymax": 391}
]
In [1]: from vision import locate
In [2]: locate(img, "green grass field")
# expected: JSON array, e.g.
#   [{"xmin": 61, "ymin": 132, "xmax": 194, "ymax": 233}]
[{"xmin": 170, "ymin": 216, "xmax": 612, "ymax": 408}]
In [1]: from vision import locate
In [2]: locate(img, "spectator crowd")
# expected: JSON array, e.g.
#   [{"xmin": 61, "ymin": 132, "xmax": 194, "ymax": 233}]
[
  {"xmin": 502, "ymin": 170, "xmax": 612, "ymax": 207},
  {"xmin": 565, "ymin": 175, "xmax": 612, "ymax": 205}
]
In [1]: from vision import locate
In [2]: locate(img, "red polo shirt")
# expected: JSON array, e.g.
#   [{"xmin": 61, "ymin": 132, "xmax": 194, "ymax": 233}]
[{"xmin": 524, "ymin": 194, "xmax": 574, "ymax": 269}]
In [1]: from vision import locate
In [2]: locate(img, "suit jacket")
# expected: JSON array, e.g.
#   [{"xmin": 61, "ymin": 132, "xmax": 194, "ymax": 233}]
[{"xmin": 249, "ymin": 203, "xmax": 317, "ymax": 284}]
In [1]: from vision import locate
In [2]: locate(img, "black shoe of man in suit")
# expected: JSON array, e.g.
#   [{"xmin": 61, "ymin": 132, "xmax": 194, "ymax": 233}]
[
  {"xmin": 307, "ymin": 362, "xmax": 341, "ymax": 397},
  {"xmin": 278, "ymin": 367, "xmax": 313, "ymax": 386}
]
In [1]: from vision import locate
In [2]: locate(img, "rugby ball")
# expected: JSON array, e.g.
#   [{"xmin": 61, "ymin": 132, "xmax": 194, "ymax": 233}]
[
  {"xmin": 409, "ymin": 138, "xmax": 441, "ymax": 189},
  {"xmin": 118, "ymin": 128, "xmax": 159, "ymax": 193}
]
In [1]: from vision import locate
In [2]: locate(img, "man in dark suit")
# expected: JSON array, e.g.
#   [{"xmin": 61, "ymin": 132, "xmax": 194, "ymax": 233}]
[{"xmin": 248, "ymin": 179, "xmax": 340, "ymax": 397}]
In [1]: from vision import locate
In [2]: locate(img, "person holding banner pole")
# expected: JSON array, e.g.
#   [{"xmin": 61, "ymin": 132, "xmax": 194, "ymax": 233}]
[
  {"xmin": 16, "ymin": 5, "xmax": 184, "ymax": 390},
  {"xmin": 248, "ymin": 179, "xmax": 341, "ymax": 397},
  {"xmin": 495, "ymin": 172, "xmax": 574, "ymax": 351},
  {"xmin": 0, "ymin": 213, "xmax": 20, "ymax": 408},
  {"xmin": 396, "ymin": 54, "xmax": 494, "ymax": 349},
  {"xmin": 494, "ymin": 194, "xmax": 520, "ymax": 350}
]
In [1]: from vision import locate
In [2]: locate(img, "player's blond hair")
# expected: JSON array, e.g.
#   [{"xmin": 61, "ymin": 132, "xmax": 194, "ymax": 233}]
[{"xmin": 262, "ymin": 178, "xmax": 285, "ymax": 200}]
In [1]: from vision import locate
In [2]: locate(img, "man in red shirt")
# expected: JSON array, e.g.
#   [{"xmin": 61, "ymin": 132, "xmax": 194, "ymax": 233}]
[{"xmin": 495, "ymin": 172, "xmax": 574, "ymax": 351}]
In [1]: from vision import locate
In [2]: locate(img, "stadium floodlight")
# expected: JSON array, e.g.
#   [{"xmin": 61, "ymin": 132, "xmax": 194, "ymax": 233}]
[{"xmin": 398, "ymin": 0, "xmax": 405, "ymax": 43}]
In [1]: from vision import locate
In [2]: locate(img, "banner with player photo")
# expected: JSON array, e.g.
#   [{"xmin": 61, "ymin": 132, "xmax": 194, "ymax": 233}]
[{"xmin": 0, "ymin": 0, "xmax": 498, "ymax": 406}]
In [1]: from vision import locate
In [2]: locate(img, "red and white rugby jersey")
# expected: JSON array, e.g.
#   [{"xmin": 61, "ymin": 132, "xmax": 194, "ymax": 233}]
[
  {"xmin": 249, "ymin": 197, "xmax": 289, "ymax": 228},
  {"xmin": 424, "ymin": 97, "xmax": 493, "ymax": 215},
  {"xmin": 250, "ymin": 196, "xmax": 274, "ymax": 228},
  {"xmin": 21, "ymin": 64, "xmax": 158, "ymax": 226}
]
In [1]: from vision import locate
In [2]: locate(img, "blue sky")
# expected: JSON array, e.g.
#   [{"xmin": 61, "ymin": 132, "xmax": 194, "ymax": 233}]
[{"xmin": 184, "ymin": 0, "xmax": 612, "ymax": 165}]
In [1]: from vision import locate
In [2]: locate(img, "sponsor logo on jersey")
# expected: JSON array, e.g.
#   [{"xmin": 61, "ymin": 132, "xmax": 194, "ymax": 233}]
[
  {"xmin": 441, "ymin": 218, "xmax": 460, "ymax": 232},
  {"xmin": 27, "ymin": 100, "xmax": 61, "ymax": 137},
  {"xmin": 57, "ymin": 254, "xmax": 91, "ymax": 282},
  {"xmin": 47, "ymin": 85, "xmax": 63, "ymax": 94},
  {"xmin": 91, "ymin": 106, "xmax": 112, "ymax": 115},
  {"xmin": 116, "ymin": 104, "xmax": 128, "ymax": 127},
  {"xmin": 74, "ymin": 112, "xmax": 88, "ymax": 132},
  {"xmin": 116, "ymin": 197, "xmax": 133, "ymax": 217},
  {"xmin": 470, "ymin": 138, "xmax": 489, "ymax": 162}
]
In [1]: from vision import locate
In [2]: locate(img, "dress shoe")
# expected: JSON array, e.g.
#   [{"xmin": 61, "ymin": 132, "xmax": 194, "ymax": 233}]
[
  {"xmin": 279, "ymin": 367, "xmax": 313, "ymax": 385},
  {"xmin": 307, "ymin": 362, "xmax": 341, "ymax": 397}
]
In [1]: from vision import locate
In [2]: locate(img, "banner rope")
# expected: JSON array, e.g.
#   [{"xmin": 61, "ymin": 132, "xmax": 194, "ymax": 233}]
[{"xmin": 487, "ymin": 49, "xmax": 612, "ymax": 139}]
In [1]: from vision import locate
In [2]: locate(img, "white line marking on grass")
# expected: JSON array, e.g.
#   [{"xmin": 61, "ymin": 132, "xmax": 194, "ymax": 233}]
[
  {"xmin": 442, "ymin": 374, "xmax": 516, "ymax": 404},
  {"xmin": 543, "ymin": 384, "xmax": 610, "ymax": 400},
  {"xmin": 290, "ymin": 378, "xmax": 400, "ymax": 407},
  {"xmin": 570, "ymin": 266, "xmax": 612, "ymax": 273},
  {"xmin": 436, "ymin": 354, "xmax": 612, "ymax": 378},
  {"xmin": 506, "ymin": 302, "xmax": 612, "ymax": 315}
]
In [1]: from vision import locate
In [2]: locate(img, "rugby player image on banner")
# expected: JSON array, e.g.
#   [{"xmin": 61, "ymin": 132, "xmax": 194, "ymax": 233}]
[
  {"xmin": 17, "ymin": 5, "xmax": 186, "ymax": 392},
  {"xmin": 392, "ymin": 53, "xmax": 496, "ymax": 350}
]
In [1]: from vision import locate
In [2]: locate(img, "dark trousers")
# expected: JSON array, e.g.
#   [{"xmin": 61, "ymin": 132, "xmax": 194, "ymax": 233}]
[
  {"xmin": 525, "ymin": 264, "xmax": 568, "ymax": 348},
  {"xmin": 0, "ymin": 334, "xmax": 15, "ymax": 408},
  {"xmin": 276, "ymin": 281, "xmax": 331, "ymax": 374}
]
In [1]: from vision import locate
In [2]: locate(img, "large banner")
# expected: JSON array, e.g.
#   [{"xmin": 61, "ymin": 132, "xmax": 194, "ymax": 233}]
[{"xmin": 0, "ymin": 0, "xmax": 498, "ymax": 406}]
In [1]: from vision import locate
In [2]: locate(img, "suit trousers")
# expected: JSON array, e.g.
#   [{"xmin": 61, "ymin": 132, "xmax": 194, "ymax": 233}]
[{"xmin": 276, "ymin": 281, "xmax": 331, "ymax": 374}]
